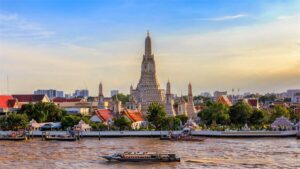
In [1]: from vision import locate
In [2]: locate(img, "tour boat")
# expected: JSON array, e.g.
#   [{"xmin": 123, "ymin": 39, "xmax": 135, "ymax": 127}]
[{"xmin": 101, "ymin": 152, "xmax": 180, "ymax": 162}]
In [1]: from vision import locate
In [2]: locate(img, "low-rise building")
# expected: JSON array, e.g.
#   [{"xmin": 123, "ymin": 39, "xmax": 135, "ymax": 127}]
[
  {"xmin": 244, "ymin": 98, "xmax": 260, "ymax": 109},
  {"xmin": 12, "ymin": 94, "xmax": 50, "ymax": 106}
]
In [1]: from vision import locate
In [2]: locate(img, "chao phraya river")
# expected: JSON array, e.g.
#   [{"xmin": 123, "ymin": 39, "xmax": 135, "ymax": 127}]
[{"xmin": 0, "ymin": 137, "xmax": 299, "ymax": 169}]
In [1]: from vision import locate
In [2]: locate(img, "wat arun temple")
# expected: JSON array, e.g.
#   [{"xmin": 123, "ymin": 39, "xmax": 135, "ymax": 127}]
[{"xmin": 129, "ymin": 32, "xmax": 197, "ymax": 119}]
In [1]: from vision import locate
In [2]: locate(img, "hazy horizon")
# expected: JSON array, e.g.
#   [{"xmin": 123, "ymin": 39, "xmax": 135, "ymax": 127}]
[{"xmin": 0, "ymin": 0, "xmax": 299, "ymax": 96}]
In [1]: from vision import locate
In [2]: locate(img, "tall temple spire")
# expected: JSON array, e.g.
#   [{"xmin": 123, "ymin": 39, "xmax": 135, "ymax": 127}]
[
  {"xmin": 166, "ymin": 80, "xmax": 171, "ymax": 94},
  {"xmin": 99, "ymin": 82, "xmax": 103, "ymax": 97},
  {"xmin": 145, "ymin": 31, "xmax": 152, "ymax": 56},
  {"xmin": 98, "ymin": 81, "xmax": 105, "ymax": 109},
  {"xmin": 188, "ymin": 82, "xmax": 193, "ymax": 96},
  {"xmin": 165, "ymin": 80, "xmax": 175, "ymax": 116},
  {"xmin": 186, "ymin": 82, "xmax": 196, "ymax": 119}
]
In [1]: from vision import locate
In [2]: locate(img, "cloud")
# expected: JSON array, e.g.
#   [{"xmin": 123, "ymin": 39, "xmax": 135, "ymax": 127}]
[
  {"xmin": 194, "ymin": 14, "xmax": 248, "ymax": 21},
  {"xmin": 277, "ymin": 15, "xmax": 298, "ymax": 20},
  {"xmin": 0, "ymin": 13, "xmax": 54, "ymax": 40}
]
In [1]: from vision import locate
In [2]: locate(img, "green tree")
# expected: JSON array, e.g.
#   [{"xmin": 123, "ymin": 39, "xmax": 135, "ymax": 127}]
[
  {"xmin": 61, "ymin": 115, "xmax": 81, "ymax": 129},
  {"xmin": 146, "ymin": 102, "xmax": 167, "ymax": 130},
  {"xmin": 229, "ymin": 101, "xmax": 253, "ymax": 125},
  {"xmin": 176, "ymin": 114, "xmax": 188, "ymax": 125},
  {"xmin": 90, "ymin": 122, "xmax": 107, "ymax": 131},
  {"xmin": 112, "ymin": 93, "xmax": 129, "ymax": 104},
  {"xmin": 198, "ymin": 102, "xmax": 230, "ymax": 125},
  {"xmin": 20, "ymin": 102, "xmax": 66, "ymax": 122},
  {"xmin": 0, "ymin": 112, "xmax": 29, "ymax": 130},
  {"xmin": 113, "ymin": 116, "xmax": 131, "ymax": 130},
  {"xmin": 161, "ymin": 116, "xmax": 181, "ymax": 130},
  {"xmin": 249, "ymin": 109, "xmax": 269, "ymax": 126},
  {"xmin": 270, "ymin": 105, "xmax": 290, "ymax": 122},
  {"xmin": 259, "ymin": 94, "xmax": 276, "ymax": 103}
]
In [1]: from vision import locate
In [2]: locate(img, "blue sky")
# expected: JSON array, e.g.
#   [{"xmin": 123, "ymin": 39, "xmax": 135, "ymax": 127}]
[{"xmin": 0, "ymin": 0, "xmax": 299, "ymax": 95}]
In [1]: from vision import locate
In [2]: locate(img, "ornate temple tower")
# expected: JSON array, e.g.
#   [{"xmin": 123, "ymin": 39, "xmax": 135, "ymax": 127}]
[
  {"xmin": 165, "ymin": 80, "xmax": 176, "ymax": 116},
  {"xmin": 178, "ymin": 96, "xmax": 187, "ymax": 116},
  {"xmin": 131, "ymin": 32, "xmax": 165, "ymax": 114},
  {"xmin": 98, "ymin": 82, "xmax": 105, "ymax": 109},
  {"xmin": 186, "ymin": 82, "xmax": 196, "ymax": 119},
  {"xmin": 113, "ymin": 95, "xmax": 122, "ymax": 114}
]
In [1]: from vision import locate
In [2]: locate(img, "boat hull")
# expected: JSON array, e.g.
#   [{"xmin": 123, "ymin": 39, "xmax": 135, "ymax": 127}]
[
  {"xmin": 0, "ymin": 137, "xmax": 26, "ymax": 141},
  {"xmin": 44, "ymin": 136, "xmax": 77, "ymax": 141},
  {"xmin": 102, "ymin": 157, "xmax": 180, "ymax": 162},
  {"xmin": 160, "ymin": 136, "xmax": 206, "ymax": 141}
]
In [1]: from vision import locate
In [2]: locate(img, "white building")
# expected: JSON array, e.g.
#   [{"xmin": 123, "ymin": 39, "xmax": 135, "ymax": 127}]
[
  {"xmin": 34, "ymin": 89, "xmax": 64, "ymax": 99},
  {"xmin": 291, "ymin": 93, "xmax": 300, "ymax": 103},
  {"xmin": 73, "ymin": 89, "xmax": 89, "ymax": 98},
  {"xmin": 286, "ymin": 89, "xmax": 300, "ymax": 98}
]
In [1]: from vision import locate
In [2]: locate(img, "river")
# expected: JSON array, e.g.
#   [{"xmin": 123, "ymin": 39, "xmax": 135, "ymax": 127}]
[{"xmin": 0, "ymin": 138, "xmax": 299, "ymax": 169}]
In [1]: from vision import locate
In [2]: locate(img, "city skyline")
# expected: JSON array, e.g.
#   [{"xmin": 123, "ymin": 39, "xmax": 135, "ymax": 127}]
[{"xmin": 0, "ymin": 0, "xmax": 299, "ymax": 96}]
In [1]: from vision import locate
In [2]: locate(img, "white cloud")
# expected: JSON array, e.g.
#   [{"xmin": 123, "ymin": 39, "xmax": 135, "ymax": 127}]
[
  {"xmin": 0, "ymin": 13, "xmax": 54, "ymax": 39},
  {"xmin": 194, "ymin": 14, "xmax": 248, "ymax": 21},
  {"xmin": 277, "ymin": 14, "xmax": 299, "ymax": 20}
]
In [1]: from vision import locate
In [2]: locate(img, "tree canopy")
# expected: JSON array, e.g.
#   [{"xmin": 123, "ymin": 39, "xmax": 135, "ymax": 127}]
[
  {"xmin": 0, "ymin": 112, "xmax": 29, "ymax": 130},
  {"xmin": 146, "ymin": 102, "xmax": 167, "ymax": 130},
  {"xmin": 198, "ymin": 102, "xmax": 230, "ymax": 125},
  {"xmin": 113, "ymin": 116, "xmax": 131, "ymax": 130},
  {"xmin": 229, "ymin": 101, "xmax": 253, "ymax": 125},
  {"xmin": 20, "ymin": 102, "xmax": 66, "ymax": 122},
  {"xmin": 270, "ymin": 105, "xmax": 290, "ymax": 122}
]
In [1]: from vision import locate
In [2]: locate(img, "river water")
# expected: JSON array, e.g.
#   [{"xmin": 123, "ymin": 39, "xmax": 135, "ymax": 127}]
[{"xmin": 0, "ymin": 137, "xmax": 299, "ymax": 169}]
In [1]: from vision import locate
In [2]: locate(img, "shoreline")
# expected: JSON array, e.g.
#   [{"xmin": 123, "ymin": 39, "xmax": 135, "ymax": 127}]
[{"xmin": 0, "ymin": 130, "xmax": 298, "ymax": 138}]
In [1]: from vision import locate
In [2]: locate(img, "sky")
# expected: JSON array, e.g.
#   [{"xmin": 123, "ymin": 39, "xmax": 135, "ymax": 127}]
[{"xmin": 0, "ymin": 0, "xmax": 299, "ymax": 96}]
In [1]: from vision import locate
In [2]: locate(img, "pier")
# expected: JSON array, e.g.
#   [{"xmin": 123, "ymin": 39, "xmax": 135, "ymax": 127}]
[{"xmin": 0, "ymin": 130, "xmax": 297, "ymax": 138}]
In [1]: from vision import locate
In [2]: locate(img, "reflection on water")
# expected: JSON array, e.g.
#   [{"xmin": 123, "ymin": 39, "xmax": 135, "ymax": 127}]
[{"xmin": 0, "ymin": 138, "xmax": 299, "ymax": 169}]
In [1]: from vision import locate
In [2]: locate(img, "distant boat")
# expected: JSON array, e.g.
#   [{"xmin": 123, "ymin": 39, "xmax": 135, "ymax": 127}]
[
  {"xmin": 44, "ymin": 135, "xmax": 77, "ymax": 141},
  {"xmin": 0, "ymin": 131, "xmax": 27, "ymax": 141},
  {"xmin": 160, "ymin": 129, "xmax": 206, "ymax": 142},
  {"xmin": 101, "ymin": 152, "xmax": 180, "ymax": 162},
  {"xmin": 42, "ymin": 131, "xmax": 77, "ymax": 141},
  {"xmin": 160, "ymin": 135, "xmax": 206, "ymax": 141}
]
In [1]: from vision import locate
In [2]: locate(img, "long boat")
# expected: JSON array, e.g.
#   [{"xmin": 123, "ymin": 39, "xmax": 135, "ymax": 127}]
[
  {"xmin": 160, "ymin": 135, "xmax": 206, "ymax": 141},
  {"xmin": 0, "ymin": 135, "xmax": 27, "ymax": 141},
  {"xmin": 0, "ymin": 131, "xmax": 27, "ymax": 141},
  {"xmin": 102, "ymin": 152, "xmax": 180, "ymax": 162},
  {"xmin": 43, "ymin": 135, "xmax": 77, "ymax": 141}
]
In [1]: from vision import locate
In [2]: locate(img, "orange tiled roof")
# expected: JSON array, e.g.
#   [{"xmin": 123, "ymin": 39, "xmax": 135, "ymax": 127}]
[
  {"xmin": 95, "ymin": 109, "xmax": 115, "ymax": 122},
  {"xmin": 123, "ymin": 109, "xmax": 144, "ymax": 122},
  {"xmin": 0, "ymin": 95, "xmax": 17, "ymax": 108},
  {"xmin": 217, "ymin": 95, "xmax": 232, "ymax": 106}
]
